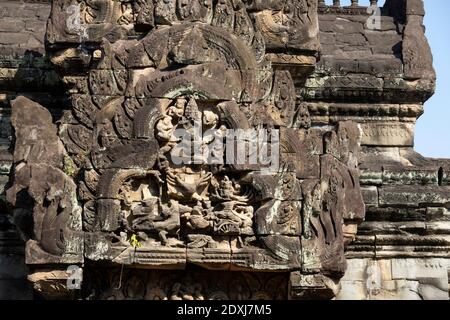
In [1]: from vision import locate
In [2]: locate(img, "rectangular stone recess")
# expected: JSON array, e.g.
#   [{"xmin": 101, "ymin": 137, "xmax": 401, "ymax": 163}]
[{"xmin": 360, "ymin": 122, "xmax": 414, "ymax": 147}]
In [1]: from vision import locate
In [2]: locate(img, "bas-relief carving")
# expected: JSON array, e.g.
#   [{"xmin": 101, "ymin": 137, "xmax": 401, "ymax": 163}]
[
  {"xmin": 336, "ymin": 259, "xmax": 449, "ymax": 301},
  {"xmin": 7, "ymin": 0, "xmax": 367, "ymax": 300},
  {"xmin": 82, "ymin": 268, "xmax": 288, "ymax": 300},
  {"xmin": 6, "ymin": 96, "xmax": 84, "ymax": 265},
  {"xmin": 359, "ymin": 123, "xmax": 415, "ymax": 147},
  {"xmin": 250, "ymin": 0, "xmax": 320, "ymax": 52},
  {"xmin": 402, "ymin": 0, "xmax": 436, "ymax": 81}
]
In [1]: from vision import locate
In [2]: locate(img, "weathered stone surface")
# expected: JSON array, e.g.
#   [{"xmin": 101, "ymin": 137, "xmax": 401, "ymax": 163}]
[
  {"xmin": 82, "ymin": 268, "xmax": 288, "ymax": 300},
  {"xmin": 335, "ymin": 280, "xmax": 367, "ymax": 300},
  {"xmin": 418, "ymin": 282, "xmax": 449, "ymax": 300},
  {"xmin": 0, "ymin": 0, "xmax": 448, "ymax": 301},
  {"xmin": 382, "ymin": 165, "xmax": 439, "ymax": 185},
  {"xmin": 6, "ymin": 97, "xmax": 83, "ymax": 266},
  {"xmin": 360, "ymin": 122, "xmax": 415, "ymax": 147},
  {"xmin": 253, "ymin": 0, "xmax": 320, "ymax": 52},
  {"xmin": 361, "ymin": 186, "xmax": 378, "ymax": 207},
  {"xmin": 289, "ymin": 272, "xmax": 338, "ymax": 300},
  {"xmin": 27, "ymin": 269, "xmax": 80, "ymax": 300},
  {"xmin": 337, "ymin": 258, "xmax": 450, "ymax": 300},
  {"xmin": 9, "ymin": 96, "xmax": 64, "ymax": 167},
  {"xmin": 391, "ymin": 259, "xmax": 448, "ymax": 280},
  {"xmin": 0, "ymin": 0, "xmax": 370, "ymax": 300},
  {"xmin": 379, "ymin": 186, "xmax": 450, "ymax": 208},
  {"xmin": 403, "ymin": 1, "xmax": 435, "ymax": 81}
]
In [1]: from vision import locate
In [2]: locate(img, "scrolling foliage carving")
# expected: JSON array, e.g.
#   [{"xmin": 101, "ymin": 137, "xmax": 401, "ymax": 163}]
[{"xmin": 7, "ymin": 0, "xmax": 364, "ymax": 299}]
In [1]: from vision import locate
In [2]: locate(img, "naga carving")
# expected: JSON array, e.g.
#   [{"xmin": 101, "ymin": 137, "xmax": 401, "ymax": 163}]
[{"xmin": 6, "ymin": 0, "xmax": 365, "ymax": 300}]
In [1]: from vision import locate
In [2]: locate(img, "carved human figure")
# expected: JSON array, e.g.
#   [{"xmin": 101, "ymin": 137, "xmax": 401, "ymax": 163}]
[
  {"xmin": 219, "ymin": 176, "xmax": 235, "ymax": 199},
  {"xmin": 202, "ymin": 110, "xmax": 218, "ymax": 128},
  {"xmin": 12, "ymin": 0, "xmax": 365, "ymax": 301},
  {"xmin": 207, "ymin": 125, "xmax": 227, "ymax": 165},
  {"xmin": 155, "ymin": 0, "xmax": 177, "ymax": 24},
  {"xmin": 133, "ymin": 0, "xmax": 154, "ymax": 27},
  {"xmin": 177, "ymin": 0, "xmax": 203, "ymax": 21},
  {"xmin": 170, "ymin": 283, "xmax": 183, "ymax": 300},
  {"xmin": 212, "ymin": 0, "xmax": 234, "ymax": 31},
  {"xmin": 293, "ymin": 103, "xmax": 311, "ymax": 129},
  {"xmin": 168, "ymin": 98, "xmax": 187, "ymax": 119},
  {"xmin": 97, "ymin": 119, "xmax": 116, "ymax": 150},
  {"xmin": 234, "ymin": 7, "xmax": 254, "ymax": 45},
  {"xmin": 156, "ymin": 116, "xmax": 177, "ymax": 143}
]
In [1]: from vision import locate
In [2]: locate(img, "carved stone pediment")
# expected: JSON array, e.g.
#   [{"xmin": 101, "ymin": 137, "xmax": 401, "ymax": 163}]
[{"xmin": 6, "ymin": 0, "xmax": 366, "ymax": 300}]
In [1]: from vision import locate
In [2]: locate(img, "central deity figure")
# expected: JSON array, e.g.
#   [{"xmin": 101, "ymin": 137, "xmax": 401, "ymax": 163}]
[{"xmin": 5, "ymin": 0, "xmax": 365, "ymax": 300}]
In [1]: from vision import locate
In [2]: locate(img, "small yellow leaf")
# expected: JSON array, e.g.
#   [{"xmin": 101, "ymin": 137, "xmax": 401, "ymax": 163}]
[{"xmin": 130, "ymin": 234, "xmax": 142, "ymax": 248}]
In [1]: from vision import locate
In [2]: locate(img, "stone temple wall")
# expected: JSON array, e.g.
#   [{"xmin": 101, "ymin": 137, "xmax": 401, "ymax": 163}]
[
  {"xmin": 0, "ymin": 0, "xmax": 55, "ymax": 300},
  {"xmin": 313, "ymin": 2, "xmax": 450, "ymax": 300},
  {"xmin": 0, "ymin": 0, "xmax": 448, "ymax": 300}
]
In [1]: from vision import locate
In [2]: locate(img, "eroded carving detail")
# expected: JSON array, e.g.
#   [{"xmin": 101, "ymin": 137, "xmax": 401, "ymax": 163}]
[{"xmin": 8, "ymin": 0, "xmax": 366, "ymax": 300}]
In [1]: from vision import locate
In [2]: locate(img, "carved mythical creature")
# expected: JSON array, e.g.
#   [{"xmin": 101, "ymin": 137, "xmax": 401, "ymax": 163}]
[{"xmin": 7, "ymin": 0, "xmax": 365, "ymax": 300}]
